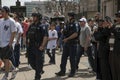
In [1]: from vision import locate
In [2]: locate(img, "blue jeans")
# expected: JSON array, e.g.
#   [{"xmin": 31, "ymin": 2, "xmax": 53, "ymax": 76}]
[
  {"xmin": 13, "ymin": 44, "xmax": 20, "ymax": 67},
  {"xmin": 76, "ymin": 45, "xmax": 95, "ymax": 71}
]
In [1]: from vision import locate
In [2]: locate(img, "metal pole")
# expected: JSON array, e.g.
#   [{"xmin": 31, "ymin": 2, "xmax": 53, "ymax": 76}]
[
  {"xmin": 0, "ymin": 0, "xmax": 1, "ymax": 7},
  {"xmin": 118, "ymin": 0, "xmax": 120, "ymax": 11},
  {"xmin": 98, "ymin": 0, "xmax": 101, "ymax": 12}
]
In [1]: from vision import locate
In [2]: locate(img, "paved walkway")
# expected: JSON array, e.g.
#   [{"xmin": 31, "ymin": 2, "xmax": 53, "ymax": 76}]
[{"xmin": 0, "ymin": 51, "xmax": 96, "ymax": 80}]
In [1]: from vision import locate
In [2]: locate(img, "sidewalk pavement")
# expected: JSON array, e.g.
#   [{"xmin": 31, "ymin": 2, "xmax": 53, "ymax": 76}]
[{"xmin": 0, "ymin": 51, "xmax": 96, "ymax": 80}]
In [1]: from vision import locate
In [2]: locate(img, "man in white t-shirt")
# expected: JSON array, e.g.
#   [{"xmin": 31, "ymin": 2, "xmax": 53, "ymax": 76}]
[
  {"xmin": 0, "ymin": 6, "xmax": 17, "ymax": 80},
  {"xmin": 13, "ymin": 16, "xmax": 23, "ymax": 69}
]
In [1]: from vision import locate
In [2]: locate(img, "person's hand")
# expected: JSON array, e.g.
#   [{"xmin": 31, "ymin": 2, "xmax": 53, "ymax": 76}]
[
  {"xmin": 39, "ymin": 46, "xmax": 44, "ymax": 51},
  {"xmin": 48, "ymin": 38, "xmax": 52, "ymax": 41},
  {"xmin": 108, "ymin": 22, "xmax": 113, "ymax": 28},
  {"xmin": 8, "ymin": 43, "xmax": 12, "ymax": 48},
  {"xmin": 63, "ymin": 38, "xmax": 68, "ymax": 43}
]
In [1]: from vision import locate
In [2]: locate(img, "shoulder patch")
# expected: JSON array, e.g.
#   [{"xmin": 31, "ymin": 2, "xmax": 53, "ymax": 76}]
[
  {"xmin": 43, "ymin": 26, "xmax": 46, "ymax": 30},
  {"xmin": 75, "ymin": 23, "xmax": 78, "ymax": 27}
]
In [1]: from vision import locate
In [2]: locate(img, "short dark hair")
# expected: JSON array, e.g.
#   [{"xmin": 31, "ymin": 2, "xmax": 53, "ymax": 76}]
[
  {"xmin": 2, "ymin": 6, "xmax": 10, "ymax": 13},
  {"xmin": 31, "ymin": 13, "xmax": 42, "ymax": 20}
]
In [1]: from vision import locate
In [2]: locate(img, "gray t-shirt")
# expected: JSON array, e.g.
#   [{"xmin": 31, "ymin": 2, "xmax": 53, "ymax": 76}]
[{"xmin": 80, "ymin": 26, "xmax": 91, "ymax": 47}]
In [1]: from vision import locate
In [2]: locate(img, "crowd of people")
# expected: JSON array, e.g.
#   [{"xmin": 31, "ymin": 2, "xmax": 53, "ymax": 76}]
[{"xmin": 0, "ymin": 5, "xmax": 120, "ymax": 80}]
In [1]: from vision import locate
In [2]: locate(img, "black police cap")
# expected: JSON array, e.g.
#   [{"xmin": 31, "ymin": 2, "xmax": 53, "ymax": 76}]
[
  {"xmin": 32, "ymin": 13, "xmax": 42, "ymax": 20},
  {"xmin": 104, "ymin": 16, "xmax": 112, "ymax": 22},
  {"xmin": 68, "ymin": 12, "xmax": 76, "ymax": 17},
  {"xmin": 2, "ymin": 6, "xmax": 10, "ymax": 13}
]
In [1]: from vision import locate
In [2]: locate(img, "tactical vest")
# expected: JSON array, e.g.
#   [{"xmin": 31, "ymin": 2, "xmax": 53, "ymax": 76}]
[
  {"xmin": 63, "ymin": 21, "xmax": 80, "ymax": 44},
  {"xmin": 27, "ymin": 23, "xmax": 44, "ymax": 47}
]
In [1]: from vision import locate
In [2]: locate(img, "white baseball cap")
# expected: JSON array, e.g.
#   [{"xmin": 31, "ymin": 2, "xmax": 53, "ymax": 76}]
[{"xmin": 79, "ymin": 18, "xmax": 87, "ymax": 22}]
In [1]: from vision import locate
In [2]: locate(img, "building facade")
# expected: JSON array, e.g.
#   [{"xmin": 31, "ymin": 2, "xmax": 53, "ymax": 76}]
[
  {"xmin": 25, "ymin": 1, "xmax": 46, "ymax": 17},
  {"xmin": 79, "ymin": 0, "xmax": 120, "ymax": 19},
  {"xmin": 79, "ymin": 0, "xmax": 98, "ymax": 18},
  {"xmin": 101, "ymin": 0, "xmax": 116, "ymax": 19}
]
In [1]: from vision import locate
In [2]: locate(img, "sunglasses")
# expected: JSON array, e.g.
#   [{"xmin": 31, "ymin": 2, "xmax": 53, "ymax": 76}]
[{"xmin": 116, "ymin": 14, "xmax": 120, "ymax": 18}]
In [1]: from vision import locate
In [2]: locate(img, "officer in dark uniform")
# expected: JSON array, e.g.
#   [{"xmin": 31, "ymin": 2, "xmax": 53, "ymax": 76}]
[
  {"xmin": 55, "ymin": 12, "xmax": 80, "ymax": 77},
  {"xmin": 110, "ymin": 11, "xmax": 120, "ymax": 80},
  {"xmin": 94, "ymin": 18, "xmax": 112, "ymax": 80},
  {"xmin": 26, "ymin": 13, "xmax": 48, "ymax": 80}
]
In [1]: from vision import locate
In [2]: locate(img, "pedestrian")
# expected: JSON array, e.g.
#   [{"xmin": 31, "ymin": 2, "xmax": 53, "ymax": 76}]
[
  {"xmin": 46, "ymin": 22, "xmax": 58, "ymax": 64},
  {"xmin": 55, "ymin": 11, "xmax": 80, "ymax": 77},
  {"xmin": 26, "ymin": 12, "xmax": 48, "ymax": 80},
  {"xmin": 110, "ymin": 10, "xmax": 120, "ymax": 80},
  {"xmin": 88, "ymin": 18, "xmax": 97, "ymax": 72},
  {"xmin": 0, "ymin": 6, "xmax": 17, "ymax": 80},
  {"xmin": 13, "ymin": 15, "xmax": 23, "ymax": 69},
  {"xmin": 94, "ymin": 18, "xmax": 112, "ymax": 80},
  {"xmin": 76, "ymin": 17, "xmax": 95, "ymax": 72},
  {"xmin": 94, "ymin": 14, "xmax": 103, "ymax": 80}
]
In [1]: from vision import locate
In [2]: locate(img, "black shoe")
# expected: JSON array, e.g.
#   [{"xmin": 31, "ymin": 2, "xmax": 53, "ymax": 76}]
[
  {"xmin": 41, "ymin": 70, "xmax": 44, "ymax": 74},
  {"xmin": 68, "ymin": 73, "xmax": 75, "ymax": 77},
  {"xmin": 50, "ymin": 62, "xmax": 55, "ymax": 64},
  {"xmin": 34, "ymin": 79, "xmax": 40, "ymax": 80},
  {"xmin": 55, "ymin": 71, "xmax": 65, "ymax": 76},
  {"xmin": 49, "ymin": 60, "xmax": 52, "ymax": 64}
]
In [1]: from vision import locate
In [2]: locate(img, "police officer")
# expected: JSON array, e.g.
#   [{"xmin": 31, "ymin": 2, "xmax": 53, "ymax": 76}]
[
  {"xmin": 55, "ymin": 12, "xmax": 80, "ymax": 77},
  {"xmin": 94, "ymin": 18, "xmax": 112, "ymax": 80},
  {"xmin": 110, "ymin": 11, "xmax": 120, "ymax": 80},
  {"xmin": 26, "ymin": 13, "xmax": 48, "ymax": 80}
]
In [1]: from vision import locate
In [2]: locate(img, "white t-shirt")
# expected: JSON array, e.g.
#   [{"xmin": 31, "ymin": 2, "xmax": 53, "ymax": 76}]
[
  {"xmin": 0, "ymin": 17, "xmax": 17, "ymax": 48},
  {"xmin": 47, "ymin": 29, "xmax": 58, "ymax": 49},
  {"xmin": 13, "ymin": 21, "xmax": 23, "ymax": 44},
  {"xmin": 12, "ymin": 21, "xmax": 23, "ymax": 49}
]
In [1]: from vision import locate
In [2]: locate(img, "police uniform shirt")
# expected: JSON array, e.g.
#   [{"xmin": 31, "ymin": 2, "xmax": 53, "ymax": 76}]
[
  {"xmin": 64, "ymin": 22, "xmax": 79, "ymax": 38},
  {"xmin": 47, "ymin": 29, "xmax": 58, "ymax": 49},
  {"xmin": 0, "ymin": 18, "xmax": 17, "ymax": 48},
  {"xmin": 27, "ymin": 23, "xmax": 48, "ymax": 46}
]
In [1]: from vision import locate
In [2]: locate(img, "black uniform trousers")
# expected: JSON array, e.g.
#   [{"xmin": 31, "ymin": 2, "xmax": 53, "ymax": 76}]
[
  {"xmin": 60, "ymin": 43, "xmax": 77, "ymax": 74},
  {"xmin": 109, "ymin": 42, "xmax": 120, "ymax": 80},
  {"xmin": 98, "ymin": 43, "xmax": 112, "ymax": 80},
  {"xmin": 109, "ymin": 53, "xmax": 120, "ymax": 80},
  {"xmin": 28, "ymin": 45, "xmax": 44, "ymax": 79}
]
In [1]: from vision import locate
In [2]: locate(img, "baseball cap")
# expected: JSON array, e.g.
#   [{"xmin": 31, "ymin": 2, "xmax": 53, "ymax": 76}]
[
  {"xmin": 1, "ymin": 6, "xmax": 10, "ymax": 13},
  {"xmin": 79, "ymin": 18, "xmax": 87, "ymax": 22}
]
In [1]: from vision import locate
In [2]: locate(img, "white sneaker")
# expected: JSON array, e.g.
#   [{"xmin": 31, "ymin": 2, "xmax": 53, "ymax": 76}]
[
  {"xmin": 27, "ymin": 65, "xmax": 32, "ymax": 69},
  {"xmin": 15, "ymin": 68, "xmax": 19, "ymax": 71},
  {"xmin": 10, "ymin": 70, "xmax": 17, "ymax": 80},
  {"xmin": 1, "ymin": 75, "xmax": 8, "ymax": 80}
]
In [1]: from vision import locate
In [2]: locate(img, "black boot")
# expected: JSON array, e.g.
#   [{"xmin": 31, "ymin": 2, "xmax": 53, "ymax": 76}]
[{"xmin": 55, "ymin": 71, "xmax": 65, "ymax": 76}]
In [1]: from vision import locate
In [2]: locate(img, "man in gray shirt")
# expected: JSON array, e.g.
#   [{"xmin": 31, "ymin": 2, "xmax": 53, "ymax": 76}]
[{"xmin": 76, "ymin": 17, "xmax": 95, "ymax": 72}]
